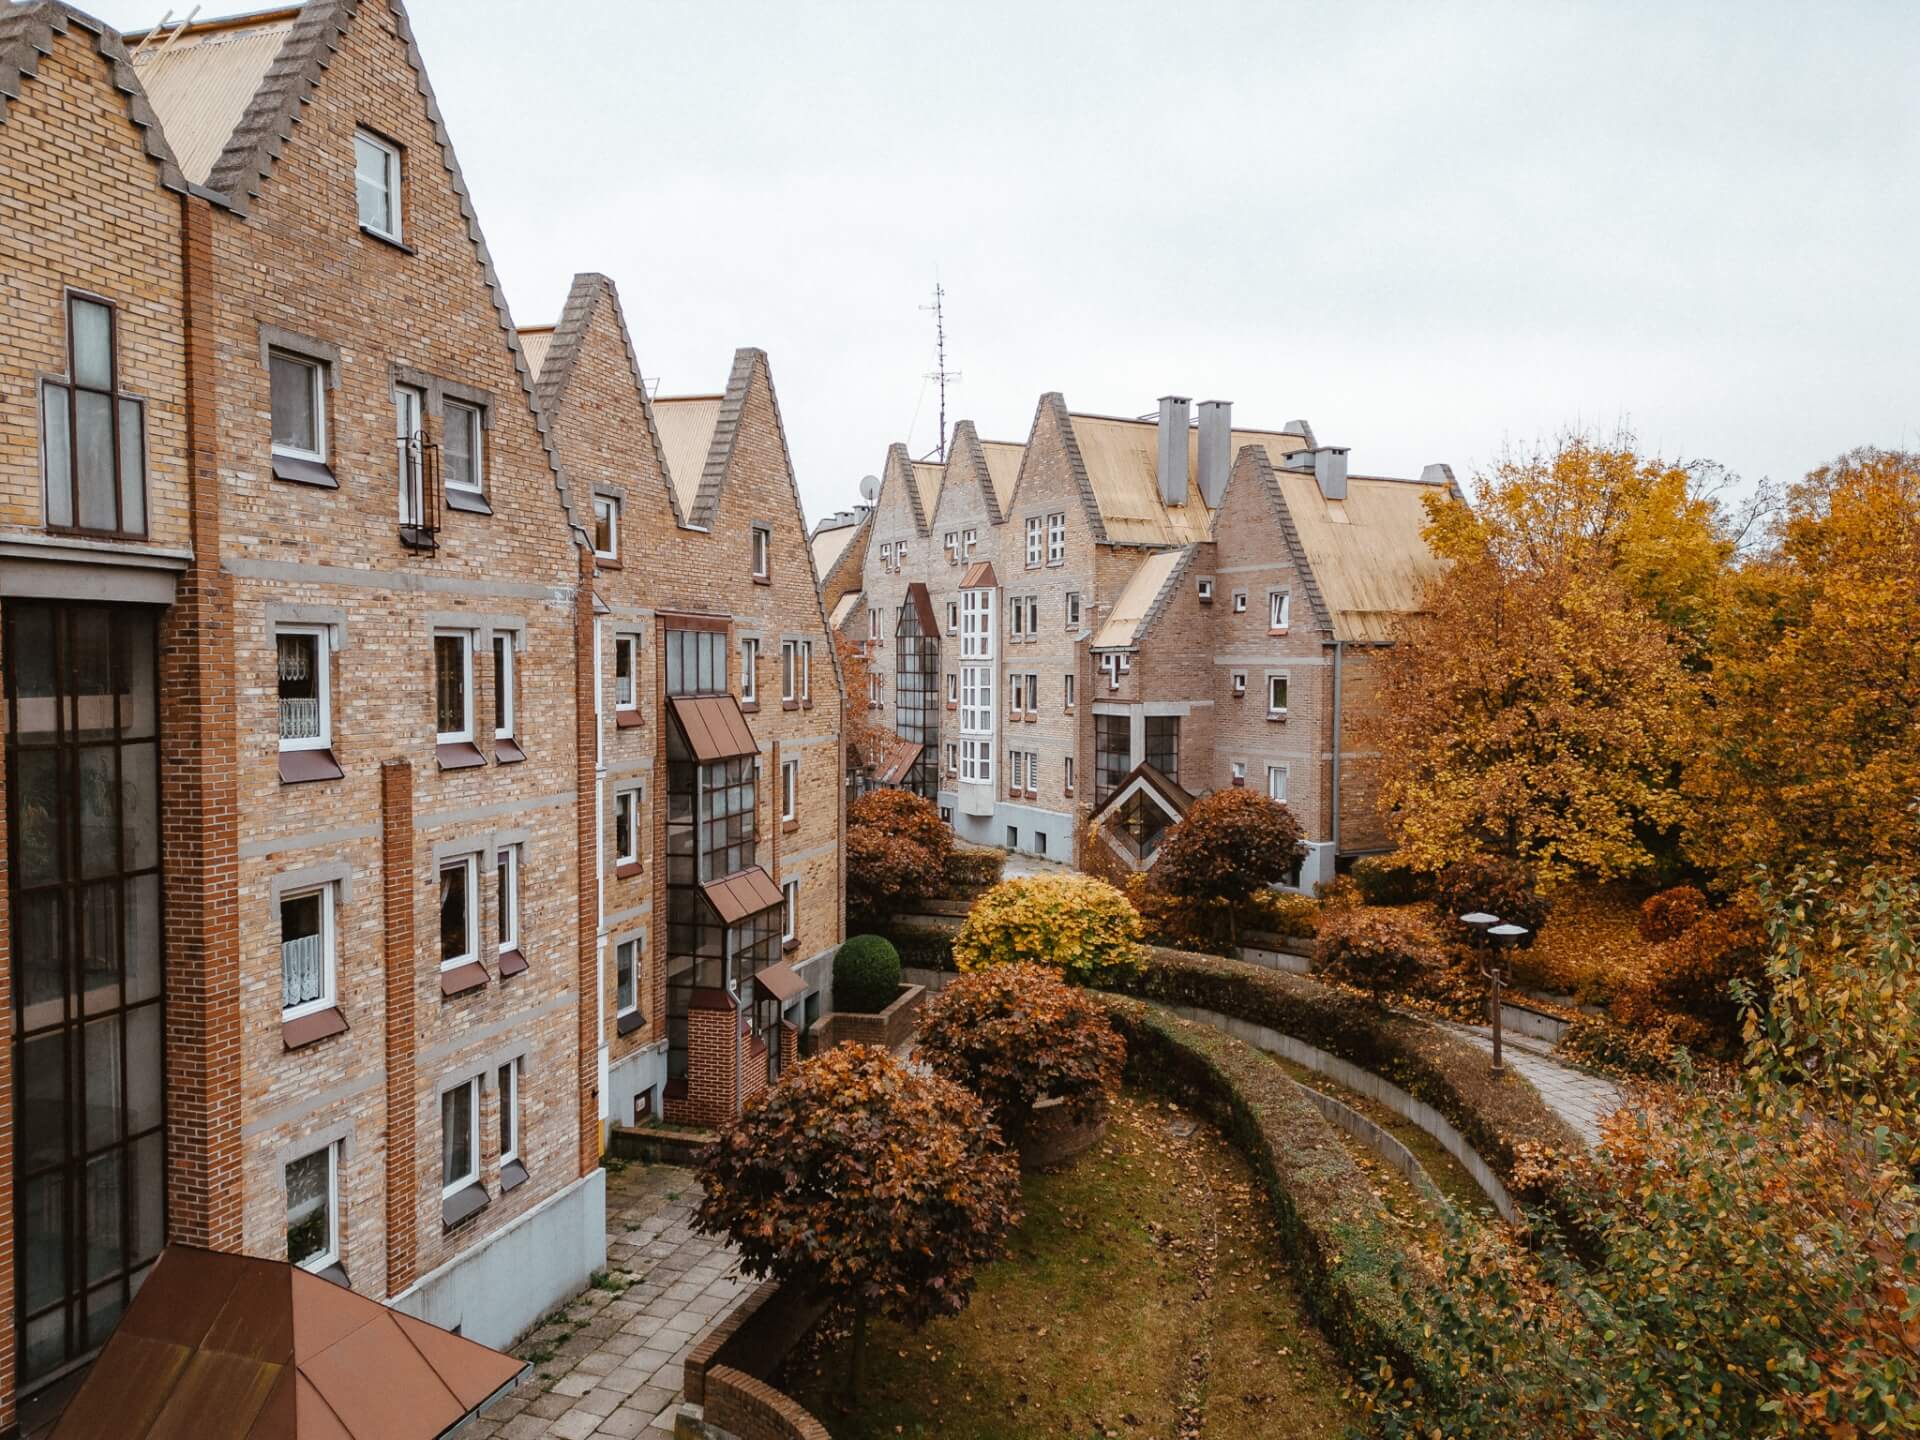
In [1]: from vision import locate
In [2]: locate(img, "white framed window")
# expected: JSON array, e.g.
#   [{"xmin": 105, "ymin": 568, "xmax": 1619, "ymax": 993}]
[
  {"xmin": 879, "ymin": 541, "xmax": 892, "ymax": 570},
  {"xmin": 1268, "ymin": 673, "xmax": 1290, "ymax": 718},
  {"xmin": 868, "ymin": 607, "xmax": 879, "ymax": 643},
  {"xmin": 280, "ymin": 883, "xmax": 335, "ymax": 1018},
  {"xmin": 614, "ymin": 788, "xmax": 640, "ymax": 867},
  {"xmin": 269, "ymin": 350, "xmax": 326, "ymax": 463},
  {"xmin": 615, "ymin": 936, "xmax": 641, "ymax": 1018},
  {"xmin": 961, "ymin": 527, "xmax": 977, "ymax": 558},
  {"xmin": 782, "ymin": 878, "xmax": 799, "ymax": 943},
  {"xmin": 1047, "ymin": 511, "xmax": 1066, "ymax": 564},
  {"xmin": 395, "ymin": 383, "xmax": 425, "ymax": 526},
  {"xmin": 434, "ymin": 630, "xmax": 473, "ymax": 743},
  {"xmin": 1269, "ymin": 589, "xmax": 1291, "ymax": 631},
  {"xmin": 894, "ymin": 543, "xmax": 908, "ymax": 571},
  {"xmin": 1197, "ymin": 577, "xmax": 1214, "ymax": 603},
  {"xmin": 781, "ymin": 758, "xmax": 799, "ymax": 821},
  {"xmin": 946, "ymin": 672, "xmax": 958, "ymax": 704},
  {"xmin": 354, "ymin": 129, "xmax": 402, "ymax": 241},
  {"xmin": 961, "ymin": 664, "xmax": 993, "ymax": 734},
  {"xmin": 444, "ymin": 399, "xmax": 484, "ymax": 494},
  {"xmin": 492, "ymin": 633, "xmax": 515, "ymax": 739},
  {"xmin": 740, "ymin": 637, "xmax": 758, "ymax": 704},
  {"xmin": 1009, "ymin": 748, "xmax": 1025, "ymax": 791},
  {"xmin": 1232, "ymin": 760, "xmax": 1247, "ymax": 783},
  {"xmin": 1064, "ymin": 673, "xmax": 1076, "ymax": 710},
  {"xmin": 944, "ymin": 531, "xmax": 957, "ymax": 563},
  {"xmin": 1065, "ymin": 592, "xmax": 1082, "ymax": 629},
  {"xmin": 940, "ymin": 804, "xmax": 954, "ymax": 822},
  {"xmin": 1232, "ymin": 671, "xmax": 1247, "ymax": 697},
  {"xmin": 439, "ymin": 855, "xmax": 477, "ymax": 971},
  {"xmin": 614, "ymin": 633, "xmax": 639, "ymax": 713},
  {"xmin": 945, "ymin": 601, "xmax": 959, "ymax": 634},
  {"xmin": 496, "ymin": 845, "xmax": 519, "ymax": 954},
  {"xmin": 1232, "ymin": 589, "xmax": 1248, "ymax": 614},
  {"xmin": 286, "ymin": 1142, "xmax": 339, "ymax": 1273},
  {"xmin": 276, "ymin": 626, "xmax": 330, "ymax": 752},
  {"xmin": 867, "ymin": 673, "xmax": 881, "ymax": 709},
  {"xmin": 1025, "ymin": 516, "xmax": 1043, "ymax": 567},
  {"xmin": 1267, "ymin": 764, "xmax": 1289, "ymax": 802},
  {"xmin": 1024, "ymin": 673, "xmax": 1039, "ymax": 716},
  {"xmin": 1009, "ymin": 673, "xmax": 1026, "ymax": 713},
  {"xmin": 781, "ymin": 641, "xmax": 798, "ymax": 703},
  {"xmin": 1064, "ymin": 755, "xmax": 1075, "ymax": 792},
  {"xmin": 1009, "ymin": 596, "xmax": 1026, "ymax": 641},
  {"xmin": 961, "ymin": 589, "xmax": 995, "ymax": 660},
  {"xmin": 945, "ymin": 742, "xmax": 958, "ymax": 775},
  {"xmin": 751, "ymin": 524, "xmax": 771, "ymax": 580},
  {"xmin": 441, "ymin": 1077, "xmax": 479, "ymax": 1199},
  {"xmin": 800, "ymin": 640, "xmax": 812, "ymax": 701},
  {"xmin": 593, "ymin": 494, "xmax": 620, "ymax": 560},
  {"xmin": 498, "ymin": 1059, "xmax": 521, "ymax": 1168}
]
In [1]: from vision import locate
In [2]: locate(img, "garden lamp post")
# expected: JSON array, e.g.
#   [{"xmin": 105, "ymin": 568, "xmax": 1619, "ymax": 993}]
[{"xmin": 1484, "ymin": 923, "xmax": 1529, "ymax": 1075}]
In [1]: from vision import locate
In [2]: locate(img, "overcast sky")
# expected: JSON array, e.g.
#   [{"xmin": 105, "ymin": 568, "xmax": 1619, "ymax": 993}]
[{"xmin": 100, "ymin": 0, "xmax": 1920, "ymax": 524}]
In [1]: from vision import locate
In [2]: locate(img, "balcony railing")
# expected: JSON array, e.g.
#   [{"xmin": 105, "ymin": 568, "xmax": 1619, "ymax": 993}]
[
  {"xmin": 398, "ymin": 430, "xmax": 443, "ymax": 552},
  {"xmin": 282, "ymin": 932, "xmax": 325, "ymax": 1010}
]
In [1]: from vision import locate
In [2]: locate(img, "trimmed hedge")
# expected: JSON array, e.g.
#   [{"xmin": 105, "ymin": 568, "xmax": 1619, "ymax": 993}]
[
  {"xmin": 1110, "ymin": 948, "xmax": 1581, "ymax": 1203},
  {"xmin": 1103, "ymin": 998, "xmax": 1425, "ymax": 1381},
  {"xmin": 941, "ymin": 845, "xmax": 1005, "ymax": 898},
  {"xmin": 833, "ymin": 934, "xmax": 901, "ymax": 1014},
  {"xmin": 884, "ymin": 923, "xmax": 957, "ymax": 974}
]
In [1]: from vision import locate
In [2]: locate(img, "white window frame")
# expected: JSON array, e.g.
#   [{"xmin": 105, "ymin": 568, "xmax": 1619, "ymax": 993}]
[
  {"xmin": 269, "ymin": 350, "xmax": 327, "ymax": 463},
  {"xmin": 868, "ymin": 673, "xmax": 882, "ymax": 708},
  {"xmin": 1267, "ymin": 764, "xmax": 1289, "ymax": 803},
  {"xmin": 593, "ymin": 494, "xmax": 621, "ymax": 561},
  {"xmin": 1047, "ymin": 511, "xmax": 1066, "ymax": 565},
  {"xmin": 492, "ymin": 632, "xmax": 514, "ymax": 740},
  {"xmin": 1232, "ymin": 760, "xmax": 1247, "ymax": 783},
  {"xmin": 945, "ymin": 742, "xmax": 958, "ymax": 775},
  {"xmin": 615, "ymin": 788, "xmax": 641, "ymax": 867},
  {"xmin": 1008, "ymin": 748, "xmax": 1025, "ymax": 791},
  {"xmin": 1025, "ymin": 516, "xmax": 1043, "ymax": 567},
  {"xmin": 276, "ymin": 625, "xmax": 332, "ymax": 754},
  {"xmin": 498, "ymin": 1058, "xmax": 521, "ymax": 1167},
  {"xmin": 740, "ymin": 637, "xmax": 758, "ymax": 704},
  {"xmin": 496, "ymin": 845, "xmax": 519, "ymax": 954},
  {"xmin": 1008, "ymin": 673, "xmax": 1025, "ymax": 713},
  {"xmin": 1232, "ymin": 589, "xmax": 1248, "ymax": 614},
  {"xmin": 751, "ymin": 524, "xmax": 771, "ymax": 580},
  {"xmin": 1009, "ymin": 595, "xmax": 1026, "ymax": 641},
  {"xmin": 614, "ymin": 633, "xmax": 639, "ymax": 713},
  {"xmin": 944, "ymin": 531, "xmax": 957, "ymax": 563},
  {"xmin": 441, "ymin": 1077, "xmax": 480, "ymax": 1200},
  {"xmin": 286, "ymin": 1141, "xmax": 340, "ymax": 1274},
  {"xmin": 782, "ymin": 878, "xmax": 798, "ymax": 943},
  {"xmin": 1269, "ymin": 589, "xmax": 1291, "ymax": 631},
  {"xmin": 1064, "ymin": 673, "xmax": 1076, "ymax": 710},
  {"xmin": 945, "ymin": 601, "xmax": 959, "ymax": 635},
  {"xmin": 868, "ymin": 607, "xmax": 879, "ymax": 643},
  {"xmin": 1025, "ymin": 673, "xmax": 1039, "ymax": 716},
  {"xmin": 800, "ymin": 640, "xmax": 812, "ymax": 701},
  {"xmin": 879, "ymin": 541, "xmax": 892, "ymax": 570},
  {"xmin": 962, "ymin": 527, "xmax": 977, "ymax": 558},
  {"xmin": 395, "ymin": 383, "xmax": 425, "ymax": 526},
  {"xmin": 781, "ymin": 641, "xmax": 797, "ymax": 703},
  {"xmin": 946, "ymin": 672, "xmax": 958, "ymax": 704},
  {"xmin": 1197, "ymin": 577, "xmax": 1214, "ymax": 603},
  {"xmin": 443, "ymin": 399, "xmax": 484, "ymax": 495},
  {"xmin": 434, "ymin": 629, "xmax": 474, "ymax": 744},
  {"xmin": 439, "ymin": 854, "xmax": 478, "ymax": 971},
  {"xmin": 354, "ymin": 129, "xmax": 402, "ymax": 242},
  {"xmin": 1268, "ymin": 673, "xmax": 1290, "ymax": 718},
  {"xmin": 1064, "ymin": 755, "xmax": 1075, "ymax": 792},
  {"xmin": 781, "ymin": 758, "xmax": 799, "ymax": 821},
  {"xmin": 1066, "ymin": 592, "xmax": 1082, "ymax": 629},
  {"xmin": 1232, "ymin": 671, "xmax": 1247, "ymax": 697},
  {"xmin": 279, "ymin": 882, "xmax": 336, "ymax": 1020},
  {"xmin": 615, "ymin": 936, "xmax": 641, "ymax": 1018}
]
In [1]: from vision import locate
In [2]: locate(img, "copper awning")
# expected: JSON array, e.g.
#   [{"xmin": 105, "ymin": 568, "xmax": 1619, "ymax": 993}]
[
  {"xmin": 752, "ymin": 960, "xmax": 807, "ymax": 1004},
  {"xmin": 960, "ymin": 560, "xmax": 998, "ymax": 589},
  {"xmin": 51, "ymin": 1245, "xmax": 526, "ymax": 1438},
  {"xmin": 903, "ymin": 581, "xmax": 938, "ymax": 636},
  {"xmin": 668, "ymin": 693, "xmax": 758, "ymax": 762},
  {"xmin": 700, "ymin": 866, "xmax": 784, "ymax": 925},
  {"xmin": 874, "ymin": 737, "xmax": 923, "ymax": 786}
]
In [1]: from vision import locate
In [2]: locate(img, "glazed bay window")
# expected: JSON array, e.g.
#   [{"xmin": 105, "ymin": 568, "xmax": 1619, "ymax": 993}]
[
  {"xmin": 1047, "ymin": 511, "xmax": 1066, "ymax": 564},
  {"xmin": 285, "ymin": 1144, "xmax": 339, "ymax": 1273},
  {"xmin": 42, "ymin": 293, "xmax": 147, "ymax": 536},
  {"xmin": 593, "ymin": 494, "xmax": 620, "ymax": 561},
  {"xmin": 1267, "ymin": 673, "xmax": 1290, "ymax": 719},
  {"xmin": 665, "ymin": 627, "xmax": 726, "ymax": 696},
  {"xmin": 280, "ymin": 885, "xmax": 334, "ymax": 1019},
  {"xmin": 498, "ymin": 1060, "xmax": 525, "ymax": 1188},
  {"xmin": 354, "ymin": 129, "xmax": 402, "ymax": 241},
  {"xmin": 443, "ymin": 399, "xmax": 484, "ymax": 496},
  {"xmin": 1025, "ymin": 516, "xmax": 1043, "ymax": 567},
  {"xmin": 269, "ymin": 349, "xmax": 326, "ymax": 467},
  {"xmin": 441, "ymin": 1078, "xmax": 483, "ymax": 1223}
]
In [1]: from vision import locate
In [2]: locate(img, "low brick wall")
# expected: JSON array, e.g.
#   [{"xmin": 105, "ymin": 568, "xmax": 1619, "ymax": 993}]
[
  {"xmin": 807, "ymin": 983, "xmax": 924, "ymax": 1054},
  {"xmin": 682, "ymin": 1279, "xmax": 831, "ymax": 1439},
  {"xmin": 607, "ymin": 1125, "xmax": 716, "ymax": 1167},
  {"xmin": 1017, "ymin": 1095, "xmax": 1108, "ymax": 1171},
  {"xmin": 704, "ymin": 1365, "xmax": 831, "ymax": 1440}
]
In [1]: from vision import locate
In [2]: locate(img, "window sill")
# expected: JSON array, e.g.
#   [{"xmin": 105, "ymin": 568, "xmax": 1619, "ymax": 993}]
[
  {"xmin": 272, "ymin": 454, "xmax": 338, "ymax": 488},
  {"xmin": 615, "ymin": 861, "xmax": 644, "ymax": 880},
  {"xmin": 1025, "ymin": 789, "xmax": 1038, "ymax": 800},
  {"xmin": 499, "ymin": 1160, "xmax": 529, "ymax": 1194},
  {"xmin": 1024, "ymin": 712, "xmax": 1037, "ymax": 724},
  {"xmin": 441, "ymin": 1183, "xmax": 489, "ymax": 1230},
  {"xmin": 616, "ymin": 1010, "xmax": 647, "ymax": 1037},
  {"xmin": 282, "ymin": 1006, "xmax": 348, "ymax": 1050},
  {"xmin": 802, "ymin": 699, "xmax": 814, "ymax": 710},
  {"xmin": 498, "ymin": 948, "xmax": 528, "ymax": 979},
  {"xmin": 752, "ymin": 575, "xmax": 771, "ymax": 586},
  {"xmin": 399, "ymin": 523, "xmax": 438, "ymax": 552},
  {"xmin": 781, "ymin": 818, "xmax": 798, "ymax": 834},
  {"xmin": 437, "ymin": 741, "xmax": 486, "ymax": 770},
  {"xmin": 439, "ymin": 961, "xmax": 490, "ymax": 998},
  {"xmin": 782, "ymin": 937, "xmax": 799, "ymax": 954},
  {"xmin": 280, "ymin": 748, "xmax": 344, "ymax": 785},
  {"xmin": 360, "ymin": 224, "xmax": 414, "ymax": 254},
  {"xmin": 493, "ymin": 736, "xmax": 527, "ymax": 765},
  {"xmin": 781, "ymin": 700, "xmax": 799, "ymax": 711},
  {"xmin": 444, "ymin": 488, "xmax": 492, "ymax": 516},
  {"xmin": 739, "ymin": 700, "xmax": 759, "ymax": 714},
  {"xmin": 615, "ymin": 709, "xmax": 644, "ymax": 729},
  {"xmin": 595, "ymin": 555, "xmax": 623, "ymax": 570},
  {"xmin": 1270, "ymin": 629, "xmax": 1290, "ymax": 637},
  {"xmin": 1267, "ymin": 712, "xmax": 1289, "ymax": 723},
  {"xmin": 316, "ymin": 1262, "xmax": 350, "ymax": 1289}
]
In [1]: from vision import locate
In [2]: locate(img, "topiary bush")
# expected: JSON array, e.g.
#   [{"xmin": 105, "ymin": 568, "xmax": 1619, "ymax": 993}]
[
  {"xmin": 1638, "ymin": 884, "xmax": 1709, "ymax": 942},
  {"xmin": 1351, "ymin": 852, "xmax": 1432, "ymax": 907},
  {"xmin": 914, "ymin": 964, "xmax": 1124, "ymax": 1142},
  {"xmin": 1314, "ymin": 908, "xmax": 1450, "ymax": 994},
  {"xmin": 846, "ymin": 789, "xmax": 954, "ymax": 926},
  {"xmin": 1431, "ymin": 855, "xmax": 1550, "ymax": 943},
  {"xmin": 833, "ymin": 933, "xmax": 902, "ymax": 1014},
  {"xmin": 951, "ymin": 874, "xmax": 1143, "ymax": 986}
]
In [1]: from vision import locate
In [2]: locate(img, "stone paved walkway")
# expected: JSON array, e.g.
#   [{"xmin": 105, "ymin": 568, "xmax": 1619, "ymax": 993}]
[
  {"xmin": 1446, "ymin": 1022, "xmax": 1623, "ymax": 1146},
  {"xmin": 467, "ymin": 1162, "xmax": 752, "ymax": 1438}
]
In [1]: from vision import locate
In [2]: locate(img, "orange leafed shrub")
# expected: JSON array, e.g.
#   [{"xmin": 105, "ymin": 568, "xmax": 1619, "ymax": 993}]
[
  {"xmin": 1315, "ymin": 908, "xmax": 1449, "ymax": 994},
  {"xmin": 1638, "ymin": 884, "xmax": 1708, "ymax": 942},
  {"xmin": 845, "ymin": 789, "xmax": 953, "ymax": 925}
]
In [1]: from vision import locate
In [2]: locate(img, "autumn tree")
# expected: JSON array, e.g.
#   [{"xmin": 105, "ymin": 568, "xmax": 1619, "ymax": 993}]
[
  {"xmin": 696, "ymin": 1044, "xmax": 1020, "ymax": 1398},
  {"xmin": 951, "ymin": 874, "xmax": 1143, "ymax": 986},
  {"xmin": 1365, "ymin": 436, "xmax": 1712, "ymax": 885},
  {"xmin": 845, "ymin": 788, "xmax": 953, "ymax": 926},
  {"xmin": 1686, "ymin": 448, "xmax": 1920, "ymax": 885},
  {"xmin": 835, "ymin": 632, "xmax": 895, "ymax": 771},
  {"xmin": 1149, "ymin": 788, "xmax": 1307, "ymax": 944}
]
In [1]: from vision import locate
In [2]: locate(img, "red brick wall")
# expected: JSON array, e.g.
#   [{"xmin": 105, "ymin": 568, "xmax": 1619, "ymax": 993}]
[
  {"xmin": 0, "ymin": 616, "xmax": 12, "ymax": 1429},
  {"xmin": 381, "ymin": 759, "xmax": 417, "ymax": 1296},
  {"xmin": 574, "ymin": 547, "xmax": 600, "ymax": 1173}
]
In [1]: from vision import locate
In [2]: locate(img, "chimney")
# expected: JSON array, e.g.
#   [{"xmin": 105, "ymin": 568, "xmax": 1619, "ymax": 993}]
[
  {"xmin": 1156, "ymin": 395, "xmax": 1190, "ymax": 506},
  {"xmin": 1196, "ymin": 399, "xmax": 1231, "ymax": 508},
  {"xmin": 1314, "ymin": 447, "xmax": 1349, "ymax": 501},
  {"xmin": 1420, "ymin": 463, "xmax": 1455, "ymax": 487},
  {"xmin": 1283, "ymin": 417, "xmax": 1317, "ymax": 448}
]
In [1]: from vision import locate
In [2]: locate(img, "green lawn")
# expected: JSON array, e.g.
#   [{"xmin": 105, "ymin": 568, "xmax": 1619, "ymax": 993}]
[{"xmin": 781, "ymin": 1093, "xmax": 1356, "ymax": 1439}]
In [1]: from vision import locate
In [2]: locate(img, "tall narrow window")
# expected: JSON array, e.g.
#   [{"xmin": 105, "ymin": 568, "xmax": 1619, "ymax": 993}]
[
  {"xmin": 269, "ymin": 350, "xmax": 325, "ymax": 464},
  {"xmin": 1064, "ymin": 673, "xmax": 1076, "ymax": 711},
  {"xmin": 781, "ymin": 758, "xmax": 799, "ymax": 822},
  {"xmin": 498, "ymin": 1060, "xmax": 522, "ymax": 1176},
  {"xmin": 285, "ymin": 1144, "xmax": 338, "ymax": 1273},
  {"xmin": 43, "ymin": 295, "xmax": 146, "ymax": 535},
  {"xmin": 1267, "ymin": 765, "xmax": 1289, "ymax": 803},
  {"xmin": 616, "ymin": 937, "xmax": 641, "ymax": 1021},
  {"xmin": 592, "ymin": 495, "xmax": 620, "ymax": 560},
  {"xmin": 496, "ymin": 846, "xmax": 519, "ymax": 954},
  {"xmin": 1025, "ymin": 673, "xmax": 1039, "ymax": 717},
  {"xmin": 438, "ymin": 856, "xmax": 476, "ymax": 971},
  {"xmin": 280, "ymin": 885, "xmax": 334, "ymax": 1018},
  {"xmin": 1047, "ymin": 511, "xmax": 1066, "ymax": 564},
  {"xmin": 740, "ymin": 637, "xmax": 758, "ymax": 704},
  {"xmin": 782, "ymin": 879, "xmax": 799, "ymax": 944},
  {"xmin": 614, "ymin": 634, "xmax": 638, "ymax": 714},
  {"xmin": 614, "ymin": 788, "xmax": 640, "ymax": 869},
  {"xmin": 1268, "ymin": 674, "xmax": 1290, "ymax": 718},
  {"xmin": 1269, "ymin": 590, "xmax": 1291, "ymax": 631},
  {"xmin": 444, "ymin": 400, "xmax": 483, "ymax": 494},
  {"xmin": 395, "ymin": 384, "xmax": 425, "ymax": 526},
  {"xmin": 492, "ymin": 634, "xmax": 514, "ymax": 740},
  {"xmin": 434, "ymin": 631, "xmax": 472, "ymax": 743},
  {"xmin": 441, "ymin": 1079, "xmax": 478, "ymax": 1199},
  {"xmin": 800, "ymin": 641, "xmax": 812, "ymax": 702},
  {"xmin": 1065, "ymin": 592, "xmax": 1082, "ymax": 628},
  {"xmin": 277, "ymin": 627, "xmax": 330, "ymax": 752},
  {"xmin": 781, "ymin": 641, "xmax": 798, "ymax": 704},
  {"xmin": 944, "ymin": 531, "xmax": 957, "ymax": 563},
  {"xmin": 751, "ymin": 524, "xmax": 771, "ymax": 580},
  {"xmin": 354, "ymin": 130, "xmax": 402, "ymax": 241},
  {"xmin": 1064, "ymin": 755, "xmax": 1075, "ymax": 793},
  {"xmin": 1025, "ymin": 516, "xmax": 1043, "ymax": 567}
]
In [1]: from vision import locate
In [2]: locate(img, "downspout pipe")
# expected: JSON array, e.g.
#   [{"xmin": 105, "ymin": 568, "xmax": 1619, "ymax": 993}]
[{"xmin": 1330, "ymin": 640, "xmax": 1344, "ymax": 858}]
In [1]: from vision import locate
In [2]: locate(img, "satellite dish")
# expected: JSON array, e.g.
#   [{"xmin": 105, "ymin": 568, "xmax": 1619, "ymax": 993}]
[{"xmin": 858, "ymin": 474, "xmax": 881, "ymax": 503}]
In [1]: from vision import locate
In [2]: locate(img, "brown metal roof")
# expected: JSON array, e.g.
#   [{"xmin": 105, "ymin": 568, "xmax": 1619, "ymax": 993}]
[
  {"xmin": 700, "ymin": 867, "xmax": 784, "ymax": 925},
  {"xmin": 960, "ymin": 560, "xmax": 997, "ymax": 589},
  {"xmin": 668, "ymin": 694, "xmax": 758, "ymax": 762},
  {"xmin": 902, "ymin": 582, "xmax": 938, "ymax": 637},
  {"xmin": 752, "ymin": 960, "xmax": 807, "ymax": 1004},
  {"xmin": 874, "ymin": 737, "xmax": 923, "ymax": 786},
  {"xmin": 52, "ymin": 1245, "xmax": 525, "ymax": 1439}
]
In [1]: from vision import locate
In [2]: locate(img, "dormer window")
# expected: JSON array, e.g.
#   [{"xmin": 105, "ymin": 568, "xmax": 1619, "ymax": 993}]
[{"xmin": 354, "ymin": 130, "xmax": 402, "ymax": 242}]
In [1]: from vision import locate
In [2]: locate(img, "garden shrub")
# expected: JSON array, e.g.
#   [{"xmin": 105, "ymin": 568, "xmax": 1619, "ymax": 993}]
[
  {"xmin": 1431, "ymin": 855, "xmax": 1550, "ymax": 942},
  {"xmin": 1150, "ymin": 789, "xmax": 1307, "ymax": 944},
  {"xmin": 914, "ymin": 964, "xmax": 1124, "ymax": 1141},
  {"xmin": 1243, "ymin": 889, "xmax": 1321, "ymax": 939},
  {"xmin": 951, "ymin": 875, "xmax": 1143, "ymax": 986},
  {"xmin": 1315, "ymin": 908, "xmax": 1448, "ymax": 993},
  {"xmin": 1315, "ymin": 874, "xmax": 1362, "ymax": 911},
  {"xmin": 833, "ymin": 934, "xmax": 902, "ymax": 1013},
  {"xmin": 1610, "ymin": 905, "xmax": 1764, "ymax": 1050},
  {"xmin": 940, "ymin": 844, "xmax": 1004, "ymax": 897},
  {"xmin": 880, "ymin": 924, "xmax": 956, "ymax": 974},
  {"xmin": 845, "ymin": 790, "xmax": 953, "ymax": 925},
  {"xmin": 1351, "ymin": 852, "xmax": 1432, "ymax": 906},
  {"xmin": 1638, "ymin": 883, "xmax": 1708, "ymax": 942}
]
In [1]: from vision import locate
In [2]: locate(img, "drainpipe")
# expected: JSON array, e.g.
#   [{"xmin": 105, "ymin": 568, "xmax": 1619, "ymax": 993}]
[{"xmin": 1329, "ymin": 641, "xmax": 1344, "ymax": 867}]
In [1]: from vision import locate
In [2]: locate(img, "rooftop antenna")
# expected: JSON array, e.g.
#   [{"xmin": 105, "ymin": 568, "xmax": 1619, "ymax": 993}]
[{"xmin": 921, "ymin": 281, "xmax": 959, "ymax": 461}]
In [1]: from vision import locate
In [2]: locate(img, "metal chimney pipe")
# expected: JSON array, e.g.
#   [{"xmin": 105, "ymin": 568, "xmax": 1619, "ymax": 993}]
[
  {"xmin": 1315, "ymin": 447, "xmax": 1349, "ymax": 501},
  {"xmin": 1196, "ymin": 400, "xmax": 1232, "ymax": 508},
  {"xmin": 1156, "ymin": 396, "xmax": 1191, "ymax": 507}
]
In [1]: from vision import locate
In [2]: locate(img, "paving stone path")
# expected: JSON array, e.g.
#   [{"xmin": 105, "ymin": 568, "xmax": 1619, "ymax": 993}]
[
  {"xmin": 467, "ymin": 1162, "xmax": 752, "ymax": 1439},
  {"xmin": 1446, "ymin": 1022, "xmax": 1623, "ymax": 1146}
]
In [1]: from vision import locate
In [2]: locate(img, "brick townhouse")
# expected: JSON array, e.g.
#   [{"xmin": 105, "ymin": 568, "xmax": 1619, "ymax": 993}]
[
  {"xmin": 808, "ymin": 501, "xmax": 870, "ymax": 641},
  {"xmin": 520, "ymin": 275, "xmax": 845, "ymax": 1134},
  {"xmin": 856, "ymin": 395, "xmax": 1450, "ymax": 887}
]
